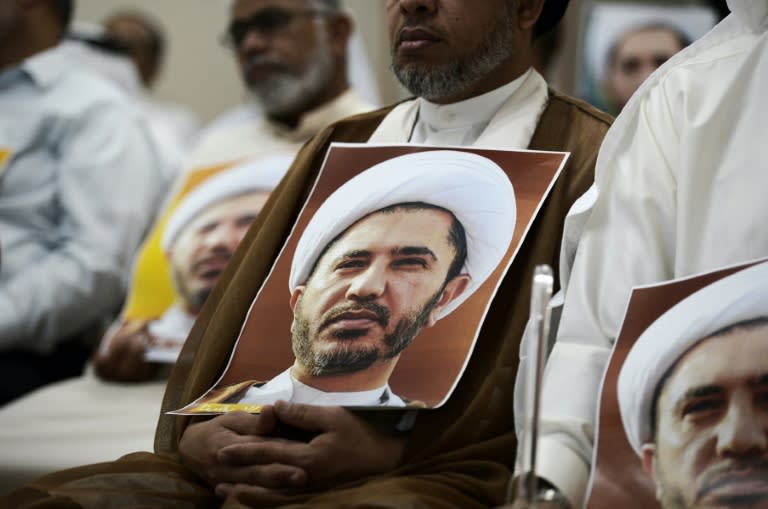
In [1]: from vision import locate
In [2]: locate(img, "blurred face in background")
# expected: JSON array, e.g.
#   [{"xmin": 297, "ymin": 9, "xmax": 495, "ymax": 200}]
[
  {"xmin": 104, "ymin": 14, "xmax": 161, "ymax": 87},
  {"xmin": 228, "ymin": 0, "xmax": 337, "ymax": 117},
  {"xmin": 169, "ymin": 191, "xmax": 269, "ymax": 313},
  {"xmin": 603, "ymin": 25, "xmax": 687, "ymax": 112}
]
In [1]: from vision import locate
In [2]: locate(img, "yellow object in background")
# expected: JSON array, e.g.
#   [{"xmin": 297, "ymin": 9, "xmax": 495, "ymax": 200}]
[
  {"xmin": 123, "ymin": 162, "xmax": 237, "ymax": 320},
  {"xmin": 0, "ymin": 149, "xmax": 12, "ymax": 177}
]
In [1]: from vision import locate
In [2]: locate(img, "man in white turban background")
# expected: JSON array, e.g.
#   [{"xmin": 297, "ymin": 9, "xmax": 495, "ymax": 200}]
[
  {"xmin": 197, "ymin": 150, "xmax": 516, "ymax": 408},
  {"xmin": 617, "ymin": 262, "xmax": 768, "ymax": 509},
  {"xmin": 95, "ymin": 156, "xmax": 291, "ymax": 382}
]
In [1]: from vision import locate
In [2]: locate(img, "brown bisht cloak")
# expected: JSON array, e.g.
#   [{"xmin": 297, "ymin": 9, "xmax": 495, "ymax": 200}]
[{"xmin": 4, "ymin": 91, "xmax": 611, "ymax": 509}]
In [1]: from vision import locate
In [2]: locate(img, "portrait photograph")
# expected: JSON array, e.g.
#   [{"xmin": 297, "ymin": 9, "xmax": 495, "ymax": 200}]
[
  {"xmin": 174, "ymin": 143, "xmax": 568, "ymax": 414},
  {"xmin": 586, "ymin": 257, "xmax": 768, "ymax": 509},
  {"xmin": 99, "ymin": 153, "xmax": 293, "ymax": 363}
]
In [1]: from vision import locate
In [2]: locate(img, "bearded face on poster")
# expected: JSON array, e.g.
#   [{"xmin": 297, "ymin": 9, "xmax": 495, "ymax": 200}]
[
  {"xmin": 95, "ymin": 156, "xmax": 291, "ymax": 381},
  {"xmin": 618, "ymin": 262, "xmax": 768, "ymax": 509}
]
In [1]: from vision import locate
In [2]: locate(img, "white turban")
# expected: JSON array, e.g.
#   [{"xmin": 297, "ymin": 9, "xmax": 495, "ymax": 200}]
[
  {"xmin": 618, "ymin": 261, "xmax": 768, "ymax": 455},
  {"xmin": 289, "ymin": 150, "xmax": 517, "ymax": 321},
  {"xmin": 161, "ymin": 154, "xmax": 292, "ymax": 251}
]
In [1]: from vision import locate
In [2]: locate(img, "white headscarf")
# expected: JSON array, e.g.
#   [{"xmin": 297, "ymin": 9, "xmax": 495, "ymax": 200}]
[
  {"xmin": 161, "ymin": 154, "xmax": 292, "ymax": 250},
  {"xmin": 289, "ymin": 149, "xmax": 517, "ymax": 321}
]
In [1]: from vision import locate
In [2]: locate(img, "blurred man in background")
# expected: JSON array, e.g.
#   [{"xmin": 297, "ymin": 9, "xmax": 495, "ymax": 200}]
[
  {"xmin": 602, "ymin": 22, "xmax": 689, "ymax": 113},
  {"xmin": 0, "ymin": 0, "xmax": 164, "ymax": 404},
  {"xmin": 103, "ymin": 9, "xmax": 200, "ymax": 173},
  {"xmin": 181, "ymin": 0, "xmax": 372, "ymax": 175}
]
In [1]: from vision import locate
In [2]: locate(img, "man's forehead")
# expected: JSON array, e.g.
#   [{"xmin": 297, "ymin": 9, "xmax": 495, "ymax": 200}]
[
  {"xmin": 661, "ymin": 327, "xmax": 768, "ymax": 403},
  {"xmin": 233, "ymin": 0, "xmax": 309, "ymax": 18},
  {"xmin": 106, "ymin": 17, "xmax": 151, "ymax": 39},
  {"xmin": 617, "ymin": 28, "xmax": 682, "ymax": 55},
  {"xmin": 180, "ymin": 191, "xmax": 268, "ymax": 232},
  {"xmin": 331, "ymin": 208, "xmax": 453, "ymax": 250}
]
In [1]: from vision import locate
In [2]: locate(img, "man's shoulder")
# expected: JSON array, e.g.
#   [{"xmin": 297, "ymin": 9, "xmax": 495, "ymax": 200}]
[
  {"xmin": 531, "ymin": 88, "xmax": 612, "ymax": 157},
  {"xmin": 546, "ymin": 88, "xmax": 613, "ymax": 130},
  {"xmin": 53, "ymin": 66, "xmax": 135, "ymax": 114},
  {"xmin": 322, "ymin": 102, "xmax": 405, "ymax": 141}
]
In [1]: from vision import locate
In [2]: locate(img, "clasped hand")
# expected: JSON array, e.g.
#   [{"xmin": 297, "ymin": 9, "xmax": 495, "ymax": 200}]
[
  {"xmin": 94, "ymin": 325, "xmax": 160, "ymax": 382},
  {"xmin": 178, "ymin": 402, "xmax": 406, "ymax": 499}
]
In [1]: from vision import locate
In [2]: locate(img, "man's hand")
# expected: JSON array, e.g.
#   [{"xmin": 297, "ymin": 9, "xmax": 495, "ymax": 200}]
[
  {"xmin": 214, "ymin": 402, "xmax": 406, "ymax": 498},
  {"xmin": 179, "ymin": 409, "xmax": 309, "ymax": 491},
  {"xmin": 93, "ymin": 323, "xmax": 160, "ymax": 382}
]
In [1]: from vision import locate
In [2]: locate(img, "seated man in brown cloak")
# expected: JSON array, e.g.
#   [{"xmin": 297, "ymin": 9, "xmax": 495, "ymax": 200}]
[{"xmin": 4, "ymin": 0, "xmax": 611, "ymax": 508}]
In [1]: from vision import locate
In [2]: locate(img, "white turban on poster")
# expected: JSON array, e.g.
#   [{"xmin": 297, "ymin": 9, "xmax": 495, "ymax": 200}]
[
  {"xmin": 289, "ymin": 150, "xmax": 517, "ymax": 321},
  {"xmin": 618, "ymin": 261, "xmax": 768, "ymax": 455},
  {"xmin": 161, "ymin": 154, "xmax": 293, "ymax": 251}
]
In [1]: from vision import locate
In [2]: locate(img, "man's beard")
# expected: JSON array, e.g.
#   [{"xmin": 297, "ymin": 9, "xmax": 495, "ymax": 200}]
[
  {"xmin": 246, "ymin": 25, "xmax": 335, "ymax": 117},
  {"xmin": 171, "ymin": 268, "xmax": 214, "ymax": 313},
  {"xmin": 390, "ymin": 7, "xmax": 517, "ymax": 101},
  {"xmin": 290, "ymin": 290, "xmax": 444, "ymax": 377},
  {"xmin": 655, "ymin": 457, "xmax": 768, "ymax": 509}
]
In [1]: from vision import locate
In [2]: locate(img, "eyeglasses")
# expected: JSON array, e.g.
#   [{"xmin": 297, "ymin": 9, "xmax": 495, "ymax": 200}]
[{"xmin": 221, "ymin": 8, "xmax": 325, "ymax": 48}]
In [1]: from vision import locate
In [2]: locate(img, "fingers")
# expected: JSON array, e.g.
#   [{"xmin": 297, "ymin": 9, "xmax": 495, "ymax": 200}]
[
  {"xmin": 94, "ymin": 334, "xmax": 155, "ymax": 382},
  {"xmin": 215, "ymin": 482, "xmax": 272, "ymax": 499},
  {"xmin": 213, "ymin": 462, "xmax": 308, "ymax": 495},
  {"xmin": 273, "ymin": 401, "xmax": 347, "ymax": 433},
  {"xmin": 217, "ymin": 407, "xmax": 279, "ymax": 437},
  {"xmin": 218, "ymin": 439, "xmax": 308, "ymax": 468}
]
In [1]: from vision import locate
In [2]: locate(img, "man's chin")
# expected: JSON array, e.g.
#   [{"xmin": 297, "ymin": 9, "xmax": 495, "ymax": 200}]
[
  {"xmin": 304, "ymin": 336, "xmax": 387, "ymax": 376},
  {"xmin": 696, "ymin": 481, "xmax": 768, "ymax": 508}
]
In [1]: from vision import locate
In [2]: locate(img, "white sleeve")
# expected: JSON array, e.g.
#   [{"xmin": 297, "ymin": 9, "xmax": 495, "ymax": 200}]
[
  {"xmin": 0, "ymin": 102, "xmax": 164, "ymax": 352},
  {"xmin": 533, "ymin": 83, "xmax": 679, "ymax": 508}
]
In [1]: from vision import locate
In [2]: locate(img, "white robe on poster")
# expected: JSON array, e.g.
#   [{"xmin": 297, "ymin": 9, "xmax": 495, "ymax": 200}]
[
  {"xmin": 238, "ymin": 369, "xmax": 407, "ymax": 407},
  {"xmin": 144, "ymin": 305, "xmax": 197, "ymax": 363},
  {"xmin": 526, "ymin": 2, "xmax": 768, "ymax": 507}
]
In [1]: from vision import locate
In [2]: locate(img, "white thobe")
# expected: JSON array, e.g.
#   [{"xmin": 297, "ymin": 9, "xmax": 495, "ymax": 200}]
[
  {"xmin": 533, "ymin": 2, "xmax": 768, "ymax": 507},
  {"xmin": 239, "ymin": 369, "xmax": 407, "ymax": 407},
  {"xmin": 369, "ymin": 68, "xmax": 547, "ymax": 148}
]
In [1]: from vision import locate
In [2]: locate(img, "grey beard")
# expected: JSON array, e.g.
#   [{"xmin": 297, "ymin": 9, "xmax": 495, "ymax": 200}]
[
  {"xmin": 391, "ymin": 12, "xmax": 517, "ymax": 101},
  {"xmin": 248, "ymin": 32, "xmax": 335, "ymax": 117},
  {"xmin": 290, "ymin": 290, "xmax": 443, "ymax": 377}
]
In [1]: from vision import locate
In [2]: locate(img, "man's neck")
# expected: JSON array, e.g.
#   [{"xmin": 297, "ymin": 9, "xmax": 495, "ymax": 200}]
[
  {"xmin": 267, "ymin": 76, "xmax": 350, "ymax": 130},
  {"xmin": 0, "ymin": 21, "xmax": 62, "ymax": 73},
  {"xmin": 181, "ymin": 303, "xmax": 202, "ymax": 317},
  {"xmin": 290, "ymin": 357, "xmax": 398, "ymax": 393}
]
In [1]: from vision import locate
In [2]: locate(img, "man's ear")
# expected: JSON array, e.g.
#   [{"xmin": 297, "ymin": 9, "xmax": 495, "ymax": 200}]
[
  {"xmin": 425, "ymin": 274, "xmax": 471, "ymax": 327},
  {"xmin": 325, "ymin": 12, "xmax": 353, "ymax": 57},
  {"xmin": 515, "ymin": 0, "xmax": 546, "ymax": 32},
  {"xmin": 289, "ymin": 286, "xmax": 305, "ymax": 313},
  {"xmin": 641, "ymin": 443, "xmax": 663, "ymax": 500}
]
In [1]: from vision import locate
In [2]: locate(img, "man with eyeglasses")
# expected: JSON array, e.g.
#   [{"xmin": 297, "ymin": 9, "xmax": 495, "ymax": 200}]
[
  {"xmin": 3, "ymin": 1, "xmax": 612, "ymax": 507},
  {"xmin": 181, "ymin": 0, "xmax": 371, "ymax": 174}
]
